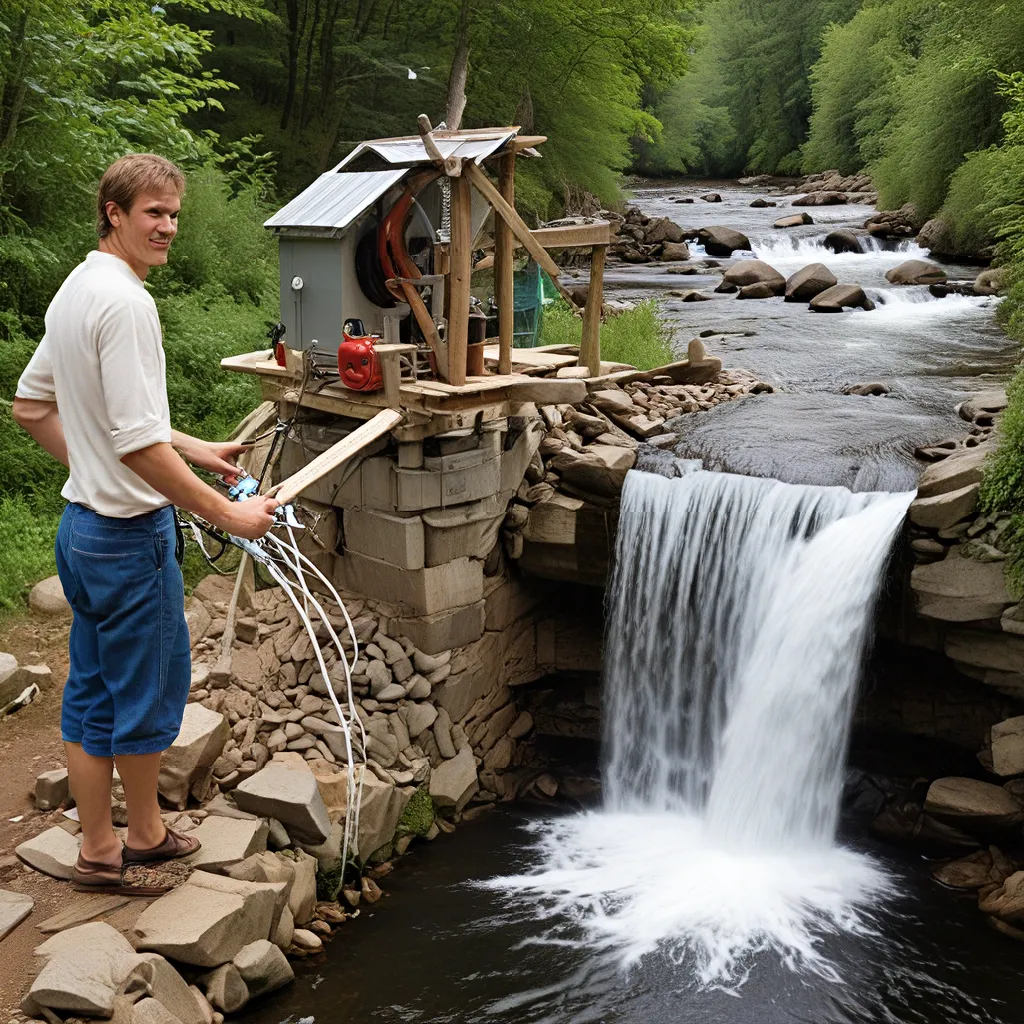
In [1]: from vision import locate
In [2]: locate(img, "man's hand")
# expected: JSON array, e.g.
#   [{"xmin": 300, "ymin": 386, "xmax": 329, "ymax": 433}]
[
  {"xmin": 226, "ymin": 496, "xmax": 280, "ymax": 540},
  {"xmin": 171, "ymin": 431, "xmax": 250, "ymax": 482}
]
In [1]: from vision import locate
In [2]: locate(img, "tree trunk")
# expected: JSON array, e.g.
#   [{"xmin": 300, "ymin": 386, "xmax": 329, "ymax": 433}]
[
  {"xmin": 279, "ymin": 0, "xmax": 301, "ymax": 131},
  {"xmin": 445, "ymin": 0, "xmax": 471, "ymax": 130}
]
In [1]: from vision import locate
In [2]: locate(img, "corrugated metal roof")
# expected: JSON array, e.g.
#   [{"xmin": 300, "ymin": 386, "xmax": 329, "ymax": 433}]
[
  {"xmin": 264, "ymin": 169, "xmax": 409, "ymax": 231},
  {"xmin": 336, "ymin": 128, "xmax": 519, "ymax": 170}
]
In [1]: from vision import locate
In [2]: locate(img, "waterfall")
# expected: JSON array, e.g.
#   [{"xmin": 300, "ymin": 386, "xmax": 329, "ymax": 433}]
[{"xmin": 489, "ymin": 469, "xmax": 913, "ymax": 984}]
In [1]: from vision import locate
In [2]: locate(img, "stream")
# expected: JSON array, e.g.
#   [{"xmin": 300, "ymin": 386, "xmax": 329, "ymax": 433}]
[{"xmin": 247, "ymin": 181, "xmax": 1023, "ymax": 1024}]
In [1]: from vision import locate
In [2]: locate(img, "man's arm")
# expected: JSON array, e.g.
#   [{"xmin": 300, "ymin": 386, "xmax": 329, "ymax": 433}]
[
  {"xmin": 12, "ymin": 399, "xmax": 69, "ymax": 467},
  {"xmin": 170, "ymin": 429, "xmax": 250, "ymax": 481},
  {"xmin": 121, "ymin": 442, "xmax": 278, "ymax": 540}
]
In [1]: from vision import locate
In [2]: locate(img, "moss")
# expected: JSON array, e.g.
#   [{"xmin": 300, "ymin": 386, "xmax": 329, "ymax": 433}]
[
  {"xmin": 396, "ymin": 786, "xmax": 435, "ymax": 839},
  {"xmin": 317, "ymin": 862, "xmax": 344, "ymax": 902}
]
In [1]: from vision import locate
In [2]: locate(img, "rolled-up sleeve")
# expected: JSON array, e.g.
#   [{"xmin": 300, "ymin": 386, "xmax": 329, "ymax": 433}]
[
  {"xmin": 97, "ymin": 298, "xmax": 172, "ymax": 457},
  {"xmin": 15, "ymin": 336, "xmax": 57, "ymax": 402}
]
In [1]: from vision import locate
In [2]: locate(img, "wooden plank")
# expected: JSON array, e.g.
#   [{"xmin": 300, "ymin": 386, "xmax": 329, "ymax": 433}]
[
  {"xmin": 494, "ymin": 153, "xmax": 516, "ymax": 375},
  {"xmin": 579, "ymin": 244, "xmax": 607, "ymax": 378},
  {"xmin": 447, "ymin": 173, "xmax": 473, "ymax": 387},
  {"xmin": 517, "ymin": 223, "xmax": 612, "ymax": 249},
  {"xmin": 37, "ymin": 895, "xmax": 133, "ymax": 933},
  {"xmin": 228, "ymin": 400, "xmax": 276, "ymax": 442},
  {"xmin": 221, "ymin": 350, "xmax": 295, "ymax": 379},
  {"xmin": 269, "ymin": 408, "xmax": 404, "ymax": 503},
  {"xmin": 380, "ymin": 351, "xmax": 402, "ymax": 410},
  {"xmin": 502, "ymin": 135, "xmax": 548, "ymax": 154}
]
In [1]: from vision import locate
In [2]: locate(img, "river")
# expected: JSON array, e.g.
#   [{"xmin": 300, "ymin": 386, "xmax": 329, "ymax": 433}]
[{"xmin": 246, "ymin": 180, "xmax": 1022, "ymax": 1024}]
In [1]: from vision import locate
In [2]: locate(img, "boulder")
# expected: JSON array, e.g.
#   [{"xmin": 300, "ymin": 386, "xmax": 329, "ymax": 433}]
[
  {"xmin": 159, "ymin": 704, "xmax": 231, "ymax": 809},
  {"xmin": 429, "ymin": 746, "xmax": 479, "ymax": 812},
  {"xmin": 402, "ymin": 702, "xmax": 438, "ymax": 739},
  {"xmin": 28, "ymin": 923, "xmax": 143, "ymax": 1017},
  {"xmin": 975, "ymin": 268, "xmax": 1005, "ymax": 296},
  {"xmin": 908, "ymin": 482, "xmax": 979, "ymax": 530},
  {"xmin": 28, "ymin": 575, "xmax": 71, "ymax": 617},
  {"xmin": 792, "ymin": 191, "xmax": 847, "ymax": 206},
  {"xmin": 774, "ymin": 213, "xmax": 813, "ymax": 228},
  {"xmin": 123, "ymin": 953, "xmax": 209, "ymax": 1024},
  {"xmin": 736, "ymin": 283, "xmax": 777, "ymax": 299},
  {"xmin": 749, "ymin": 198, "xmax": 774, "ymax": 207},
  {"xmin": 643, "ymin": 217, "xmax": 684, "ymax": 245},
  {"xmin": 0, "ymin": 889, "xmax": 33, "ymax": 939},
  {"xmin": 185, "ymin": 816, "xmax": 269, "ymax": 874},
  {"xmin": 697, "ymin": 226, "xmax": 751, "ymax": 258},
  {"xmin": 960, "ymin": 389, "xmax": 1008, "ymax": 424},
  {"xmin": 700, "ymin": 192, "xmax": 722, "ymax": 202},
  {"xmin": 185, "ymin": 599, "xmax": 213, "ymax": 647},
  {"xmin": 911, "ymin": 549, "xmax": 1011, "ymax": 622},
  {"xmin": 233, "ymin": 762, "xmax": 332, "ymax": 845},
  {"xmin": 823, "ymin": 229, "xmax": 864, "ymax": 254},
  {"xmin": 199, "ymin": 963, "xmax": 249, "ymax": 1013},
  {"xmin": 932, "ymin": 850, "xmax": 997, "ymax": 889},
  {"xmin": 0, "ymin": 653, "xmax": 26, "ymax": 707},
  {"xmin": 885, "ymin": 259, "xmax": 947, "ymax": 286},
  {"xmin": 844, "ymin": 381, "xmax": 890, "ymax": 396},
  {"xmin": 134, "ymin": 870, "xmax": 280, "ymax": 967},
  {"xmin": 285, "ymin": 849, "xmax": 318, "ymax": 926},
  {"xmin": 291, "ymin": 928, "xmax": 323, "ymax": 952},
  {"xmin": 15, "ymin": 825, "xmax": 81, "ymax": 880},
  {"xmin": 660, "ymin": 241, "xmax": 691, "ymax": 261},
  {"xmin": 130, "ymin": 997, "xmax": 190, "ymax": 1024},
  {"xmin": 785, "ymin": 263, "xmax": 837, "ymax": 302},
  {"xmin": 358, "ymin": 769, "xmax": 411, "ymax": 860},
  {"xmin": 233, "ymin": 939, "xmax": 294, "ymax": 998},
  {"xmin": 549, "ymin": 445, "xmax": 636, "ymax": 499},
  {"xmin": 924, "ymin": 777, "xmax": 1023, "ymax": 828},
  {"xmin": 916, "ymin": 445, "xmax": 990, "ymax": 498},
  {"xmin": 946, "ymin": 631, "xmax": 1024, "ymax": 675},
  {"xmin": 991, "ymin": 717, "xmax": 1024, "ymax": 777},
  {"xmin": 809, "ymin": 284, "xmax": 875, "ymax": 312},
  {"xmin": 980, "ymin": 871, "xmax": 1024, "ymax": 921},
  {"xmin": 721, "ymin": 259, "xmax": 785, "ymax": 293},
  {"xmin": 34, "ymin": 768, "xmax": 70, "ymax": 811}
]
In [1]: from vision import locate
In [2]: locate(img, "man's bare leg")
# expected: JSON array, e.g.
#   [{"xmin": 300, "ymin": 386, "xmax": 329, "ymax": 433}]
[
  {"xmin": 65, "ymin": 742, "xmax": 121, "ymax": 865},
  {"xmin": 114, "ymin": 752, "xmax": 167, "ymax": 852}
]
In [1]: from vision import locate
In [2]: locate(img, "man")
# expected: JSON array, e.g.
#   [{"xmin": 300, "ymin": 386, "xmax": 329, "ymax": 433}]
[{"xmin": 12, "ymin": 153, "xmax": 278, "ymax": 896}]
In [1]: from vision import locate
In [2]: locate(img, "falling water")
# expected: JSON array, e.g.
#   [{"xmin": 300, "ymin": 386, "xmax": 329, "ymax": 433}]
[{"xmin": 490, "ymin": 469, "xmax": 914, "ymax": 984}]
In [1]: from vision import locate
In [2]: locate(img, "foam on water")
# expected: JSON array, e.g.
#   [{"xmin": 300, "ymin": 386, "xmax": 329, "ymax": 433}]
[{"xmin": 487, "ymin": 470, "xmax": 913, "ymax": 985}]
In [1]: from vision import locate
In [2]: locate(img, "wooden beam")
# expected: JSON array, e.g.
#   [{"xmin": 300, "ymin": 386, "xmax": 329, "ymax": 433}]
[
  {"xmin": 503, "ymin": 135, "xmax": 547, "ymax": 153},
  {"xmin": 269, "ymin": 409, "xmax": 404, "ymax": 504},
  {"xmin": 579, "ymin": 244, "xmax": 607, "ymax": 377},
  {"xmin": 448, "ymin": 173, "xmax": 473, "ymax": 386},
  {"xmin": 494, "ymin": 153, "xmax": 516, "ymax": 375},
  {"xmin": 417, "ymin": 114, "xmax": 462, "ymax": 176},
  {"xmin": 518, "ymin": 222, "xmax": 611, "ymax": 249}
]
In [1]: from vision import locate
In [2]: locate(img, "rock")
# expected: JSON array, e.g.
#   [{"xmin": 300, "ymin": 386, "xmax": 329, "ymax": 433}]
[
  {"xmin": 15, "ymin": 825, "xmax": 81, "ymax": 880},
  {"xmin": 793, "ymin": 191, "xmax": 847, "ymax": 206},
  {"xmin": 991, "ymin": 718, "xmax": 1024, "ymax": 777},
  {"xmin": 354, "ymin": 768, "xmax": 410, "ymax": 860},
  {"xmin": 911, "ymin": 548, "xmax": 1011, "ymax": 621},
  {"xmin": 366, "ymin": 660, "xmax": 393, "ymax": 697},
  {"xmin": 696, "ymin": 225, "xmax": 751, "ymax": 258},
  {"xmin": 924, "ymin": 777, "xmax": 1024, "ymax": 828},
  {"xmin": 232, "ymin": 939, "xmax": 294, "ymax": 998},
  {"xmin": 917, "ymin": 445, "xmax": 990, "ymax": 498},
  {"xmin": 199, "ymin": 963, "xmax": 249, "ymax": 1013},
  {"xmin": 975, "ymin": 268, "xmax": 1005, "ymax": 296},
  {"xmin": 909, "ymin": 482, "xmax": 979, "ymax": 530},
  {"xmin": 375, "ymin": 682, "xmax": 406, "ymax": 702},
  {"xmin": 774, "ymin": 213, "xmax": 813, "ymax": 228},
  {"xmin": 270, "ymin": 904, "xmax": 295, "ymax": 950},
  {"xmin": 809, "ymin": 284, "xmax": 875, "ymax": 312},
  {"xmin": 700, "ymin": 192, "xmax": 722, "ymax": 203},
  {"xmin": 402, "ymin": 702, "xmax": 438, "ymax": 739},
  {"xmin": 429, "ymin": 746, "xmax": 479, "ymax": 812},
  {"xmin": 550, "ymin": 444, "xmax": 635, "ymax": 498},
  {"xmin": 933, "ymin": 850, "xmax": 996, "ymax": 889},
  {"xmin": 28, "ymin": 575, "xmax": 71, "ymax": 617},
  {"xmin": 736, "ymin": 282, "xmax": 777, "ymax": 299},
  {"xmin": 946, "ymin": 630, "xmax": 1024, "ymax": 678},
  {"xmin": 823, "ymin": 229, "xmax": 864, "ymax": 254},
  {"xmin": 131, "ymin": 996, "xmax": 193, "ymax": 1024},
  {"xmin": 749, "ymin": 197, "xmax": 773, "ymax": 207},
  {"xmin": 721, "ymin": 259, "xmax": 785, "ymax": 292},
  {"xmin": 980, "ymin": 871, "xmax": 1024, "ymax": 922},
  {"xmin": 134, "ymin": 870, "xmax": 281, "ymax": 967},
  {"xmin": 291, "ymin": 928, "xmax": 322, "ymax": 952},
  {"xmin": 644, "ymin": 216, "xmax": 685, "ymax": 244},
  {"xmin": 0, "ymin": 889, "xmax": 33, "ymax": 939},
  {"xmin": 0, "ymin": 653, "xmax": 19, "ymax": 707},
  {"xmin": 960, "ymin": 389, "xmax": 1008, "ymax": 424},
  {"xmin": 885, "ymin": 259, "xmax": 947, "ymax": 286},
  {"xmin": 233, "ymin": 762, "xmax": 332, "ymax": 845},
  {"xmin": 124, "ymin": 953, "xmax": 208, "ymax": 1024},
  {"xmin": 185, "ymin": 816, "xmax": 269, "ymax": 873},
  {"xmin": 844, "ymin": 381, "xmax": 890, "ymax": 396},
  {"xmin": 361, "ymin": 876, "xmax": 383, "ymax": 904},
  {"xmin": 785, "ymin": 263, "xmax": 837, "ymax": 302},
  {"xmin": 189, "ymin": 985, "xmax": 215, "ymax": 1024},
  {"xmin": 28, "ymin": 922, "xmax": 142, "ymax": 1016},
  {"xmin": 660, "ymin": 241, "xmax": 691, "ymax": 261},
  {"xmin": 412, "ymin": 649, "xmax": 451, "ymax": 674},
  {"xmin": 285, "ymin": 849, "xmax": 318, "ymax": 926},
  {"xmin": 159, "ymin": 704, "xmax": 231, "ymax": 809},
  {"xmin": 35, "ymin": 768, "xmax": 70, "ymax": 811},
  {"xmin": 433, "ymin": 707, "xmax": 458, "ymax": 759}
]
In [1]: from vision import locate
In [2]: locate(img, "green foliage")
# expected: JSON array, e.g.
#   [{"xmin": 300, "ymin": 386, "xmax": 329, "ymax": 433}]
[
  {"xmin": 541, "ymin": 299, "xmax": 674, "ymax": 370},
  {"xmin": 0, "ymin": 497, "xmax": 60, "ymax": 611},
  {"xmin": 397, "ymin": 787, "xmax": 435, "ymax": 838}
]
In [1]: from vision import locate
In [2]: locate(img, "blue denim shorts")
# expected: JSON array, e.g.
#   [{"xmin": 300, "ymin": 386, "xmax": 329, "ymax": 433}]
[{"xmin": 55, "ymin": 503, "xmax": 190, "ymax": 757}]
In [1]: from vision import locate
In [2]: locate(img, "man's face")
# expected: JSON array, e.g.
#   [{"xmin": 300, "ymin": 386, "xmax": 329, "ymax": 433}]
[{"xmin": 105, "ymin": 189, "xmax": 180, "ymax": 277}]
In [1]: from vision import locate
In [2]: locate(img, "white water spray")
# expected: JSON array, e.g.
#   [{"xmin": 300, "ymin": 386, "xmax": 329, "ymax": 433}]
[{"xmin": 490, "ymin": 470, "xmax": 913, "ymax": 983}]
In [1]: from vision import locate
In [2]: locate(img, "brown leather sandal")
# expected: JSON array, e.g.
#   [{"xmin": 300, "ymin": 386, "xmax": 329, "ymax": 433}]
[
  {"xmin": 122, "ymin": 826, "xmax": 201, "ymax": 865},
  {"xmin": 72, "ymin": 854, "xmax": 172, "ymax": 897}
]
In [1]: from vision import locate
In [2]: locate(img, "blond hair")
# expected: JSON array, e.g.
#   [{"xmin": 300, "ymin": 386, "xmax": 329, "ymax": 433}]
[{"xmin": 96, "ymin": 154, "xmax": 186, "ymax": 238}]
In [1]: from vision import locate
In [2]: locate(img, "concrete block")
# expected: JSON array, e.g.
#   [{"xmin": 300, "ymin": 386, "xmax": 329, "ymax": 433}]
[
  {"xmin": 333, "ymin": 552, "xmax": 483, "ymax": 616},
  {"xmin": 422, "ymin": 496, "xmax": 505, "ymax": 566},
  {"xmin": 424, "ymin": 445, "xmax": 498, "ymax": 473},
  {"xmin": 361, "ymin": 456, "xmax": 397, "ymax": 510},
  {"xmin": 396, "ymin": 601, "xmax": 486, "ymax": 655},
  {"xmin": 398, "ymin": 442, "xmax": 424, "ymax": 469},
  {"xmin": 344, "ymin": 508, "xmax": 425, "ymax": 570},
  {"xmin": 523, "ymin": 493, "xmax": 584, "ymax": 545},
  {"xmin": 439, "ymin": 457, "xmax": 501, "ymax": 507}
]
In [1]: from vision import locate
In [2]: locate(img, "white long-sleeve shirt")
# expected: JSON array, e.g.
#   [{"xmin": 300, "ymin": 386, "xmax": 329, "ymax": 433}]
[{"xmin": 16, "ymin": 250, "xmax": 173, "ymax": 517}]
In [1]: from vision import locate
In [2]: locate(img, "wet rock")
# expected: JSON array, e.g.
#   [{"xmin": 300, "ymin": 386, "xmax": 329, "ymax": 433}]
[
  {"xmin": 720, "ymin": 259, "xmax": 785, "ymax": 293},
  {"xmin": 697, "ymin": 225, "xmax": 751, "ymax": 258},
  {"xmin": 0, "ymin": 889, "xmax": 33, "ymax": 939},
  {"xmin": 185, "ymin": 816, "xmax": 269, "ymax": 873},
  {"xmin": 643, "ymin": 217, "xmax": 685, "ymax": 244},
  {"xmin": 233, "ymin": 939, "xmax": 294, "ymax": 998},
  {"xmin": 909, "ymin": 482, "xmax": 979, "ymax": 530},
  {"xmin": 29, "ymin": 575, "xmax": 71, "ymax": 617},
  {"xmin": 700, "ymin": 193, "xmax": 722, "ymax": 203},
  {"xmin": 911, "ymin": 548, "xmax": 1011, "ymax": 622},
  {"xmin": 199, "ymin": 963, "xmax": 249, "ymax": 1013},
  {"xmin": 160, "ymin": 704, "xmax": 231, "ymax": 809},
  {"xmin": 809, "ymin": 284, "xmax": 875, "ymax": 312},
  {"xmin": 822, "ymin": 229, "xmax": 864, "ymax": 254},
  {"xmin": 844, "ymin": 381, "xmax": 890, "ymax": 396},
  {"xmin": 980, "ymin": 871, "xmax": 1024, "ymax": 922},
  {"xmin": 15, "ymin": 825, "xmax": 81, "ymax": 879},
  {"xmin": 917, "ymin": 445, "xmax": 990, "ymax": 498},
  {"xmin": 774, "ymin": 213, "xmax": 813, "ymax": 228},
  {"xmin": 736, "ymin": 283, "xmax": 777, "ymax": 299},
  {"xmin": 792, "ymin": 191, "xmax": 847, "ymax": 206},
  {"xmin": 991, "ymin": 717, "xmax": 1024, "ymax": 777},
  {"xmin": 660, "ymin": 241, "xmax": 691, "ymax": 261},
  {"xmin": 429, "ymin": 746, "xmax": 479, "ymax": 812},
  {"xmin": 785, "ymin": 263, "xmax": 837, "ymax": 302},
  {"xmin": 924, "ymin": 777, "xmax": 1024, "ymax": 828},
  {"xmin": 933, "ymin": 849, "xmax": 997, "ymax": 889},
  {"xmin": 959, "ymin": 389, "xmax": 1007, "ymax": 425},
  {"xmin": 291, "ymin": 928, "xmax": 323, "ymax": 952},
  {"xmin": 885, "ymin": 259, "xmax": 947, "ymax": 286},
  {"xmin": 749, "ymin": 197, "xmax": 775, "ymax": 207},
  {"xmin": 233, "ymin": 762, "xmax": 332, "ymax": 845}
]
